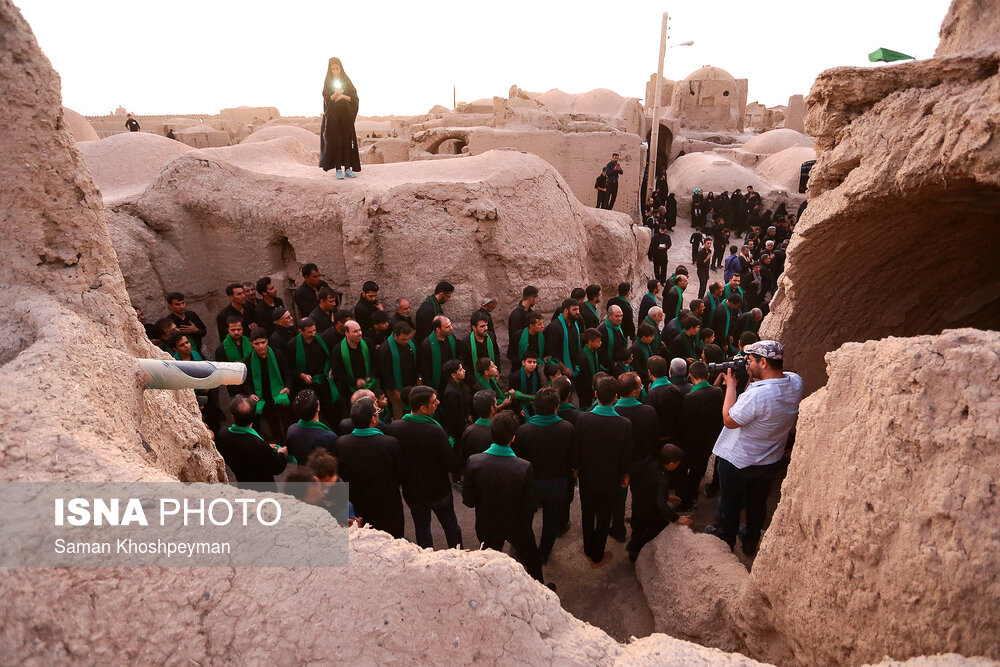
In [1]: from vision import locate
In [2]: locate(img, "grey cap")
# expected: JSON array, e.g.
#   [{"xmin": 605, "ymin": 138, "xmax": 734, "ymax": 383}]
[
  {"xmin": 480, "ymin": 296, "xmax": 498, "ymax": 306},
  {"xmin": 744, "ymin": 340, "xmax": 783, "ymax": 360}
]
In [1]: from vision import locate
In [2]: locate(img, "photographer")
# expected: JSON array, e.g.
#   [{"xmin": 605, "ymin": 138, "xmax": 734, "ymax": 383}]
[{"xmin": 705, "ymin": 341, "xmax": 803, "ymax": 556}]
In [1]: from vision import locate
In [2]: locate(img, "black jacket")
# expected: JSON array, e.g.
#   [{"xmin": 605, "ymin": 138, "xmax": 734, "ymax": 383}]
[
  {"xmin": 215, "ymin": 427, "xmax": 287, "ymax": 484},
  {"xmin": 459, "ymin": 422, "xmax": 493, "ymax": 470},
  {"xmin": 607, "ymin": 296, "xmax": 636, "ymax": 341},
  {"xmin": 614, "ymin": 401, "xmax": 660, "ymax": 463},
  {"xmin": 335, "ymin": 432, "xmax": 404, "ymax": 538},
  {"xmin": 462, "ymin": 451, "xmax": 535, "ymax": 541},
  {"xmin": 513, "ymin": 420, "xmax": 575, "ymax": 480},
  {"xmin": 574, "ymin": 410, "xmax": 632, "ymax": 491},
  {"xmin": 376, "ymin": 337, "xmax": 418, "ymax": 391},
  {"xmin": 384, "ymin": 418, "xmax": 457, "ymax": 504},
  {"xmin": 285, "ymin": 422, "xmax": 338, "ymax": 463},
  {"xmin": 678, "ymin": 385, "xmax": 724, "ymax": 456}
]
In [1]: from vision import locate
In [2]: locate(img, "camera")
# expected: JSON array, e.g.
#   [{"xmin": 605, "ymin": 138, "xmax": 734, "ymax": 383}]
[{"xmin": 707, "ymin": 356, "xmax": 747, "ymax": 375}]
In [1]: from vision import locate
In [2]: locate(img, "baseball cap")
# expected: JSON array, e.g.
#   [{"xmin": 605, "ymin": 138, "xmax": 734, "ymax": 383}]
[{"xmin": 744, "ymin": 340, "xmax": 783, "ymax": 360}]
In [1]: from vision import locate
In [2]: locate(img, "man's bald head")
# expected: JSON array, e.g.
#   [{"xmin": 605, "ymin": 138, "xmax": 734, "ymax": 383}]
[{"xmin": 609, "ymin": 304, "xmax": 623, "ymax": 326}]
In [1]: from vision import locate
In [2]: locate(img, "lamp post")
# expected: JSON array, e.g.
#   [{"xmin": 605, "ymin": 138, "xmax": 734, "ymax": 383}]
[{"xmin": 649, "ymin": 13, "xmax": 692, "ymax": 187}]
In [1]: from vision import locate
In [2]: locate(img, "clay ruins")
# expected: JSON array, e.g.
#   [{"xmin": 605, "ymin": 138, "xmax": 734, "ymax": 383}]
[{"xmin": 1, "ymin": 0, "xmax": 998, "ymax": 663}]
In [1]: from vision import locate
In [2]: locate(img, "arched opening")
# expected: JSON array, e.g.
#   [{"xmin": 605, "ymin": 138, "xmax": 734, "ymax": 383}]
[{"xmin": 772, "ymin": 183, "xmax": 1000, "ymax": 394}]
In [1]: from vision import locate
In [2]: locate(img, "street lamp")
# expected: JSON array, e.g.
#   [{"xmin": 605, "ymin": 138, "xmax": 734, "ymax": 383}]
[{"xmin": 649, "ymin": 16, "xmax": 693, "ymax": 187}]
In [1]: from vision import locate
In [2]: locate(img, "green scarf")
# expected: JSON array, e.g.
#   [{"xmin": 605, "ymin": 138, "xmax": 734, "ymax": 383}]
[
  {"xmin": 584, "ymin": 300, "xmax": 599, "ymax": 322},
  {"xmin": 423, "ymin": 294, "xmax": 443, "ymax": 316},
  {"xmin": 689, "ymin": 380, "xmax": 711, "ymax": 393},
  {"xmin": 650, "ymin": 377, "xmax": 671, "ymax": 390},
  {"xmin": 351, "ymin": 427, "xmax": 382, "ymax": 437},
  {"xmin": 635, "ymin": 340, "xmax": 652, "ymax": 364},
  {"xmin": 582, "ymin": 346, "xmax": 600, "ymax": 376},
  {"xmin": 484, "ymin": 442, "xmax": 516, "ymax": 457},
  {"xmin": 518, "ymin": 328, "xmax": 545, "ymax": 361},
  {"xmin": 679, "ymin": 333, "xmax": 698, "ymax": 359},
  {"xmin": 402, "ymin": 413, "xmax": 444, "ymax": 428},
  {"xmin": 644, "ymin": 316, "xmax": 662, "ymax": 351},
  {"xmin": 746, "ymin": 314, "xmax": 761, "ymax": 333},
  {"xmin": 527, "ymin": 414, "xmax": 562, "ymax": 426},
  {"xmin": 615, "ymin": 397, "xmax": 643, "ymax": 407},
  {"xmin": 706, "ymin": 293, "xmax": 719, "ymax": 322},
  {"xmin": 341, "ymin": 338, "xmax": 374, "ymax": 389},
  {"xmin": 296, "ymin": 419, "xmax": 332, "ymax": 431},
  {"xmin": 474, "ymin": 417, "xmax": 492, "ymax": 427},
  {"xmin": 604, "ymin": 319, "xmax": 623, "ymax": 354},
  {"xmin": 222, "ymin": 335, "xmax": 249, "ymax": 362},
  {"xmin": 228, "ymin": 424, "xmax": 263, "ymax": 440},
  {"xmin": 469, "ymin": 334, "xmax": 496, "ymax": 386},
  {"xmin": 645, "ymin": 291, "xmax": 657, "ymax": 304},
  {"xmin": 724, "ymin": 284, "xmax": 745, "ymax": 302},
  {"xmin": 722, "ymin": 306, "xmax": 733, "ymax": 339},
  {"xmin": 558, "ymin": 402, "xmax": 577, "ymax": 412},
  {"xmin": 517, "ymin": 367, "xmax": 539, "ymax": 415},
  {"xmin": 295, "ymin": 334, "xmax": 339, "ymax": 404},
  {"xmin": 388, "ymin": 335, "xmax": 417, "ymax": 390},
  {"xmin": 250, "ymin": 349, "xmax": 290, "ymax": 415},
  {"xmin": 477, "ymin": 375, "xmax": 504, "ymax": 401},
  {"xmin": 668, "ymin": 376, "xmax": 687, "ymax": 385},
  {"xmin": 557, "ymin": 314, "xmax": 579, "ymax": 371},
  {"xmin": 670, "ymin": 285, "xmax": 684, "ymax": 317},
  {"xmin": 171, "ymin": 348, "xmax": 203, "ymax": 361},
  {"xmin": 428, "ymin": 334, "xmax": 457, "ymax": 387},
  {"xmin": 591, "ymin": 404, "xmax": 618, "ymax": 417}
]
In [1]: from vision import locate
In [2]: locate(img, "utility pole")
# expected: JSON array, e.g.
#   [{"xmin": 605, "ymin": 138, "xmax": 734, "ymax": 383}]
[
  {"xmin": 649, "ymin": 12, "xmax": 669, "ymax": 188},
  {"xmin": 453, "ymin": 86, "xmax": 456, "ymax": 111}
]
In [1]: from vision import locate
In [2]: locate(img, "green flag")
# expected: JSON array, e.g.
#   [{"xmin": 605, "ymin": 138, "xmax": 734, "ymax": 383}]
[{"xmin": 868, "ymin": 48, "xmax": 914, "ymax": 63}]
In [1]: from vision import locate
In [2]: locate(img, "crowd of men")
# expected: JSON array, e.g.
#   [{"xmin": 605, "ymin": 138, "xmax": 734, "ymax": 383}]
[{"xmin": 139, "ymin": 229, "xmax": 802, "ymax": 582}]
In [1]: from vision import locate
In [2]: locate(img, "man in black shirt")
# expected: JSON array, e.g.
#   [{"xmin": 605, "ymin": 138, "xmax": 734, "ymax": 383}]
[
  {"xmin": 385, "ymin": 386, "xmax": 462, "ymax": 549},
  {"xmin": 214, "ymin": 317, "xmax": 250, "ymax": 364},
  {"xmin": 626, "ymin": 444, "xmax": 691, "ymax": 562},
  {"xmin": 239, "ymin": 328, "xmax": 293, "ymax": 444},
  {"xmin": 544, "ymin": 299, "xmax": 582, "ymax": 381},
  {"xmin": 287, "ymin": 317, "xmax": 339, "ymax": 424},
  {"xmin": 648, "ymin": 223, "xmax": 672, "ymax": 284},
  {"xmin": 336, "ymin": 397, "xmax": 404, "ymax": 538},
  {"xmin": 215, "ymin": 395, "xmax": 287, "ymax": 487},
  {"xmin": 594, "ymin": 167, "xmax": 608, "ymax": 208},
  {"xmin": 575, "ymin": 377, "xmax": 632, "ymax": 566},
  {"xmin": 607, "ymin": 282, "xmax": 635, "ymax": 342},
  {"xmin": 293, "ymin": 263, "xmax": 330, "ymax": 318},
  {"xmin": 376, "ymin": 321, "xmax": 418, "ymax": 418},
  {"xmin": 581, "ymin": 284, "xmax": 602, "ymax": 330},
  {"xmin": 637, "ymin": 279, "xmax": 660, "ymax": 325},
  {"xmin": 330, "ymin": 320, "xmax": 376, "ymax": 398},
  {"xmin": 611, "ymin": 372, "xmax": 660, "ymax": 542},
  {"xmin": 507, "ymin": 285, "xmax": 538, "ymax": 342},
  {"xmin": 420, "ymin": 315, "xmax": 459, "ymax": 394},
  {"xmin": 603, "ymin": 152, "xmax": 623, "ymax": 210},
  {"xmin": 462, "ymin": 410, "xmax": 545, "ymax": 583},
  {"xmin": 285, "ymin": 389, "xmax": 338, "ymax": 462},
  {"xmin": 166, "ymin": 292, "xmax": 207, "ymax": 354},
  {"xmin": 268, "ymin": 308, "xmax": 298, "ymax": 351},
  {"xmin": 513, "ymin": 387, "xmax": 574, "ymax": 562},
  {"xmin": 125, "ymin": 113, "xmax": 140, "ymax": 132},
  {"xmin": 388, "ymin": 297, "xmax": 414, "ymax": 331},
  {"xmin": 354, "ymin": 280, "xmax": 383, "ymax": 336},
  {"xmin": 254, "ymin": 276, "xmax": 285, "ymax": 333},
  {"xmin": 309, "ymin": 287, "xmax": 338, "ymax": 334},
  {"xmin": 216, "ymin": 283, "xmax": 257, "ymax": 342},
  {"xmin": 459, "ymin": 390, "xmax": 496, "ymax": 472},
  {"xmin": 439, "ymin": 359, "xmax": 470, "ymax": 444},
  {"xmin": 676, "ymin": 361, "xmax": 724, "ymax": 511},
  {"xmin": 415, "ymin": 281, "xmax": 454, "ymax": 342}
]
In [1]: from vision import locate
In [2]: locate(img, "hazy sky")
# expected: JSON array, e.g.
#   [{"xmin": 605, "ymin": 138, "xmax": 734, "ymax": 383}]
[{"xmin": 16, "ymin": 0, "xmax": 952, "ymax": 118}]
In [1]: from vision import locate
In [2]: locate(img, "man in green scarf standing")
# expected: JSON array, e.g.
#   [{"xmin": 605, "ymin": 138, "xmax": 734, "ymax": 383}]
[
  {"xmin": 420, "ymin": 315, "xmax": 459, "ymax": 393},
  {"xmin": 581, "ymin": 284, "xmax": 602, "ymax": 330},
  {"xmin": 376, "ymin": 321, "xmax": 418, "ymax": 418},
  {"xmin": 415, "ymin": 281, "xmax": 454, "ymax": 342},
  {"xmin": 214, "ymin": 317, "xmax": 250, "ymax": 363},
  {"xmin": 637, "ymin": 279, "xmax": 660, "ymax": 325},
  {"xmin": 509, "ymin": 311, "xmax": 547, "ymax": 367},
  {"xmin": 240, "ymin": 328, "xmax": 293, "ymax": 444},
  {"xmin": 599, "ymin": 305, "xmax": 628, "ymax": 370},
  {"xmin": 462, "ymin": 314, "xmax": 501, "ymax": 388},
  {"xmin": 544, "ymin": 299, "xmax": 583, "ymax": 380},
  {"xmin": 215, "ymin": 395, "xmax": 287, "ymax": 488},
  {"xmin": 331, "ymin": 320, "xmax": 377, "ymax": 398},
  {"xmin": 385, "ymin": 386, "xmax": 463, "ymax": 549},
  {"xmin": 662, "ymin": 274, "xmax": 688, "ymax": 321},
  {"xmin": 462, "ymin": 410, "xmax": 546, "ymax": 584},
  {"xmin": 289, "ymin": 317, "xmax": 339, "ymax": 425}
]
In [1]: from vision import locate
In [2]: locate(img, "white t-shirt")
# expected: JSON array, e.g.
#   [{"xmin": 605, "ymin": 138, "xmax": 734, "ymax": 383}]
[{"xmin": 712, "ymin": 372, "xmax": 804, "ymax": 469}]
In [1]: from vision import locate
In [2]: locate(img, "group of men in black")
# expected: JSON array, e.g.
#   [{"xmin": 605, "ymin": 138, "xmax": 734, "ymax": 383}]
[{"xmin": 138, "ymin": 245, "xmax": 778, "ymax": 585}]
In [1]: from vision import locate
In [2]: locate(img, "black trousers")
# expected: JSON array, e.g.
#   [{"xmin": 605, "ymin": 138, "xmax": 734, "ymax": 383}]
[
  {"xmin": 652, "ymin": 258, "xmax": 669, "ymax": 284},
  {"xmin": 480, "ymin": 524, "xmax": 544, "ymax": 583},
  {"xmin": 604, "ymin": 181, "xmax": 619, "ymax": 210},
  {"xmin": 677, "ymin": 446, "xmax": 712, "ymax": 509},
  {"xmin": 697, "ymin": 268, "xmax": 710, "ymax": 299},
  {"xmin": 596, "ymin": 190, "xmax": 608, "ymax": 208},
  {"xmin": 580, "ymin": 486, "xmax": 618, "ymax": 562},
  {"xmin": 254, "ymin": 403, "xmax": 293, "ymax": 446},
  {"xmin": 610, "ymin": 485, "xmax": 628, "ymax": 541},
  {"xmin": 534, "ymin": 478, "xmax": 569, "ymax": 560},
  {"xmin": 713, "ymin": 457, "xmax": 780, "ymax": 549},
  {"xmin": 408, "ymin": 492, "xmax": 463, "ymax": 549}
]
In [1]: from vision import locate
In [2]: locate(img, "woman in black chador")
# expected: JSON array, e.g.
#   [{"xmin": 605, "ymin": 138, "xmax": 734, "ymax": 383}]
[{"xmin": 320, "ymin": 57, "xmax": 361, "ymax": 178}]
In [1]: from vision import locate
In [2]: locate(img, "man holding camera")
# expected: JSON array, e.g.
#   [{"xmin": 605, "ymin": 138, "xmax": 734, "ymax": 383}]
[{"xmin": 705, "ymin": 341, "xmax": 802, "ymax": 556}]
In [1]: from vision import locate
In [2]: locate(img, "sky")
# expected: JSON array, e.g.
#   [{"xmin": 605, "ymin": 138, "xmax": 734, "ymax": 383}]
[{"xmin": 15, "ymin": 0, "xmax": 952, "ymax": 118}]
